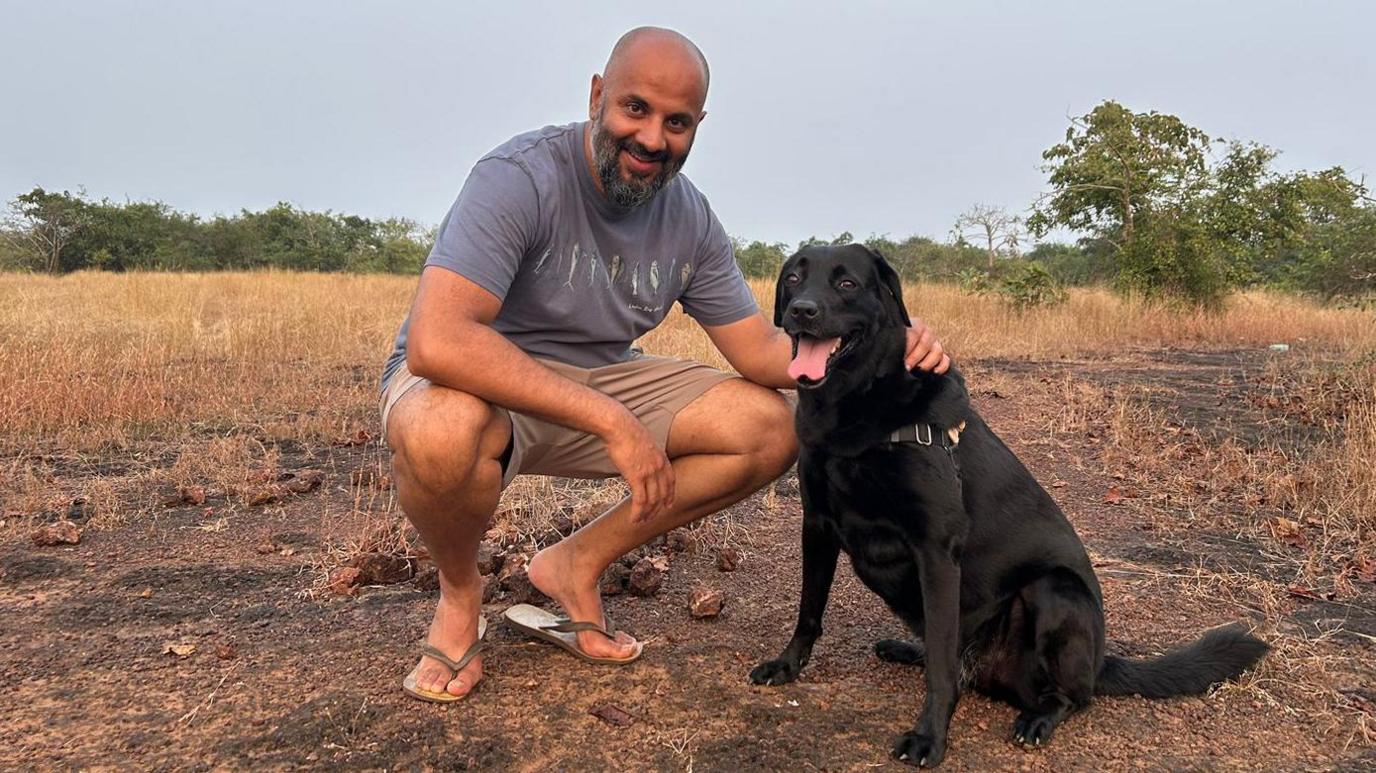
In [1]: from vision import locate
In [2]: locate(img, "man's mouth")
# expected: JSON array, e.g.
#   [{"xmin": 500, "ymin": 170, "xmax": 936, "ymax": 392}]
[
  {"xmin": 788, "ymin": 334, "xmax": 855, "ymax": 389},
  {"xmin": 621, "ymin": 148, "xmax": 663, "ymax": 175}
]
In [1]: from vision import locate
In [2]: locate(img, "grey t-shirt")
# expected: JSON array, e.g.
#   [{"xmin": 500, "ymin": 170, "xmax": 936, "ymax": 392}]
[{"xmin": 382, "ymin": 122, "xmax": 758, "ymax": 389}]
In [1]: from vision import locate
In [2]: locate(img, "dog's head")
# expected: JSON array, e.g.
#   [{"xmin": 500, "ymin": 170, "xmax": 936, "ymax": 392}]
[{"xmin": 774, "ymin": 243, "xmax": 911, "ymax": 391}]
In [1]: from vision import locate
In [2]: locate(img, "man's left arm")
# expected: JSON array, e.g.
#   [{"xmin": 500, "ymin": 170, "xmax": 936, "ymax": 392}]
[{"xmin": 704, "ymin": 312, "xmax": 952, "ymax": 389}]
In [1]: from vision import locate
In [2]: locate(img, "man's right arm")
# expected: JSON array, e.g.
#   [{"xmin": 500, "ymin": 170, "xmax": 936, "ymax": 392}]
[{"xmin": 405, "ymin": 265, "xmax": 675, "ymax": 522}]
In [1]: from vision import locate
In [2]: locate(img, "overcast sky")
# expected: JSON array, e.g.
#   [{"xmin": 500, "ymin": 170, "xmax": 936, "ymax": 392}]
[{"xmin": 1, "ymin": 1, "xmax": 1371, "ymax": 246}]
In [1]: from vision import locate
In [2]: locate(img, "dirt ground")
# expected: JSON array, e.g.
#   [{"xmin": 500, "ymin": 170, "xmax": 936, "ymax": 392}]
[{"xmin": 2, "ymin": 348, "xmax": 1372, "ymax": 771}]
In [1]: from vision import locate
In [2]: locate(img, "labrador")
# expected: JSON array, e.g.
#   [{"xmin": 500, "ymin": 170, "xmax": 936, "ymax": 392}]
[{"xmin": 751, "ymin": 243, "xmax": 1268, "ymax": 768}]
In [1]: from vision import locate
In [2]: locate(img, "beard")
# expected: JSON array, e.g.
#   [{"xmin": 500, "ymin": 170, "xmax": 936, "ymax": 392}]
[{"xmin": 589, "ymin": 105, "xmax": 690, "ymax": 211}]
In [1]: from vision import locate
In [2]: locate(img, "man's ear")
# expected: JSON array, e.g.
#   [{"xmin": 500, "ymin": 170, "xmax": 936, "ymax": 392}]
[
  {"xmin": 588, "ymin": 74, "xmax": 603, "ymax": 120},
  {"xmin": 773, "ymin": 255, "xmax": 797, "ymax": 328},
  {"xmin": 864, "ymin": 246, "xmax": 911, "ymax": 327}
]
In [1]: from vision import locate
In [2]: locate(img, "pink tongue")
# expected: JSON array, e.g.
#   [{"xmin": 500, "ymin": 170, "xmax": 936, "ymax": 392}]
[{"xmin": 788, "ymin": 337, "xmax": 841, "ymax": 381}]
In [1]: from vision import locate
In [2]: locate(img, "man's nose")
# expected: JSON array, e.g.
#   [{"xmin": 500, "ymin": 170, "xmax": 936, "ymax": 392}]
[
  {"xmin": 788, "ymin": 299, "xmax": 820, "ymax": 319},
  {"xmin": 635, "ymin": 120, "xmax": 666, "ymax": 154}
]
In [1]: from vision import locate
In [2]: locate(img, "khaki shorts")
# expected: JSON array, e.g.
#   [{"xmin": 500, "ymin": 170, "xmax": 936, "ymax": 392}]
[{"xmin": 379, "ymin": 353, "xmax": 735, "ymax": 489}]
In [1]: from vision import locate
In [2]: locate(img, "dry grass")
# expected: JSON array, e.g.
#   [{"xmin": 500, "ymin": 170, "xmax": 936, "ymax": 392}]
[
  {"xmin": 3, "ymin": 272, "xmax": 1371, "ymax": 457},
  {"xmin": 1040, "ymin": 354, "xmax": 1376, "ymax": 583},
  {"xmin": 2, "ymin": 270, "xmax": 1372, "ymax": 552}
]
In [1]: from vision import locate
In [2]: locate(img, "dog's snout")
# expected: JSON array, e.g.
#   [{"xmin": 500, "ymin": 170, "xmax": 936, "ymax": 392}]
[{"xmin": 788, "ymin": 299, "xmax": 820, "ymax": 320}]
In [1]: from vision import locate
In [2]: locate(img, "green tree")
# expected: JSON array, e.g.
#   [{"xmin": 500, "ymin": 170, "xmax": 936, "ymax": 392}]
[
  {"xmin": 1028, "ymin": 101, "xmax": 1211, "ymax": 249},
  {"xmin": 3, "ymin": 187, "xmax": 89, "ymax": 273}
]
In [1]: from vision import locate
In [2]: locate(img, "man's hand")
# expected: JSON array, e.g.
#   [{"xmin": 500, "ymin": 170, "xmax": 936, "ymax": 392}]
[
  {"xmin": 904, "ymin": 318, "xmax": 951, "ymax": 374},
  {"xmin": 600, "ymin": 409, "xmax": 675, "ymax": 523}
]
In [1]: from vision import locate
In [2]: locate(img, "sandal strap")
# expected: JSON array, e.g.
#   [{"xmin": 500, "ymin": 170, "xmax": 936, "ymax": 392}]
[
  {"xmin": 542, "ymin": 614, "xmax": 620, "ymax": 640},
  {"xmin": 417, "ymin": 639, "xmax": 488, "ymax": 675}
]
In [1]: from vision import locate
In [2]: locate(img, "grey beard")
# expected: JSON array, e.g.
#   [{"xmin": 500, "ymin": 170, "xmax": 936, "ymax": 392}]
[{"xmin": 590, "ymin": 118, "xmax": 686, "ymax": 211}]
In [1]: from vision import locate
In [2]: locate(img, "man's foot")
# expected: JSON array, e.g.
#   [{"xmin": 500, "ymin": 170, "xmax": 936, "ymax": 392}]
[
  {"xmin": 408, "ymin": 581, "xmax": 484, "ymax": 698},
  {"xmin": 527, "ymin": 545, "xmax": 640, "ymax": 660}
]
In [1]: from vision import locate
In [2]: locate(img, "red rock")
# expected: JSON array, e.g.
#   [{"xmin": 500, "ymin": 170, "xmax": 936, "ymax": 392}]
[
  {"xmin": 32, "ymin": 520, "xmax": 81, "ymax": 547},
  {"xmin": 589, "ymin": 704, "xmax": 635, "ymax": 727},
  {"xmin": 715, "ymin": 547, "xmax": 741, "ymax": 572},
  {"xmin": 498, "ymin": 554, "xmax": 536, "ymax": 603},
  {"xmin": 413, "ymin": 566, "xmax": 441, "ymax": 592},
  {"xmin": 689, "ymin": 586, "xmax": 725, "ymax": 618},
  {"xmin": 349, "ymin": 552, "xmax": 413, "ymax": 585},
  {"xmin": 476, "ymin": 541, "xmax": 503, "ymax": 576},
  {"xmin": 628, "ymin": 557, "xmax": 664, "ymax": 597},
  {"xmin": 599, "ymin": 563, "xmax": 629, "ymax": 596},
  {"xmin": 665, "ymin": 530, "xmax": 696, "ymax": 553},
  {"xmin": 247, "ymin": 488, "xmax": 281, "ymax": 507},
  {"xmin": 328, "ymin": 566, "xmax": 363, "ymax": 595},
  {"xmin": 283, "ymin": 469, "xmax": 325, "ymax": 494}
]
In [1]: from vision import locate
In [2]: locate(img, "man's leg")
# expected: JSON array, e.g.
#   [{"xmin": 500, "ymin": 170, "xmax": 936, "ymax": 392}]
[
  {"xmin": 387, "ymin": 382, "xmax": 511, "ymax": 698},
  {"xmin": 527, "ymin": 378, "xmax": 797, "ymax": 659}
]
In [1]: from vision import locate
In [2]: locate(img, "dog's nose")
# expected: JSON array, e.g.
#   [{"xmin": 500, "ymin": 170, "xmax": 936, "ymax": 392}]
[{"xmin": 788, "ymin": 300, "xmax": 820, "ymax": 319}]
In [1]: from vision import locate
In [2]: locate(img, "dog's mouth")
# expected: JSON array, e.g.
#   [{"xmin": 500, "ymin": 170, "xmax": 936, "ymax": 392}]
[{"xmin": 788, "ymin": 334, "xmax": 856, "ymax": 389}]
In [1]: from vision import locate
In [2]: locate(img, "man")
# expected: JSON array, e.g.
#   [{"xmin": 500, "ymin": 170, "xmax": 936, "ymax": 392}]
[{"xmin": 381, "ymin": 26, "xmax": 950, "ymax": 701}]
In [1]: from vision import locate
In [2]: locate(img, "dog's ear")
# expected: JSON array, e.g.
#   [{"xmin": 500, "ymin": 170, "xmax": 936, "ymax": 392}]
[
  {"xmin": 863, "ymin": 246, "xmax": 911, "ymax": 327},
  {"xmin": 773, "ymin": 253, "xmax": 798, "ymax": 327}
]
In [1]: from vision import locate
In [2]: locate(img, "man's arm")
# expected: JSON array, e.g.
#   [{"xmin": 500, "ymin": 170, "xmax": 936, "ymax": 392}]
[
  {"xmin": 406, "ymin": 266, "xmax": 674, "ymax": 522},
  {"xmin": 703, "ymin": 311, "xmax": 952, "ymax": 389}
]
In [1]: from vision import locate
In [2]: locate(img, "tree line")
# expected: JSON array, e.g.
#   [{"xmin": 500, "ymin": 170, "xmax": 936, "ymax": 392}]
[
  {"xmin": 0, "ymin": 193, "xmax": 431, "ymax": 274},
  {"xmin": 4, "ymin": 100, "xmax": 1373, "ymax": 307}
]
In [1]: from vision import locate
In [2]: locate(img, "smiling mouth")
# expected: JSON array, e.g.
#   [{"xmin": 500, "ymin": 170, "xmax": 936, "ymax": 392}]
[
  {"xmin": 788, "ymin": 334, "xmax": 855, "ymax": 389},
  {"xmin": 622, "ymin": 149, "xmax": 663, "ymax": 172}
]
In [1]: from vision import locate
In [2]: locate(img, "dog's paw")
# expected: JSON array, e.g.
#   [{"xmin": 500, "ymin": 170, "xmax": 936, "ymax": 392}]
[
  {"xmin": 874, "ymin": 639, "xmax": 926, "ymax": 665},
  {"xmin": 891, "ymin": 730, "xmax": 946, "ymax": 768},
  {"xmin": 748, "ymin": 658, "xmax": 800, "ymax": 686},
  {"xmin": 1011, "ymin": 712, "xmax": 1057, "ymax": 747}
]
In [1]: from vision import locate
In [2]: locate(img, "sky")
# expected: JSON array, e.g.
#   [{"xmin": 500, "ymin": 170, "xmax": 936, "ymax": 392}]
[{"xmin": 1, "ymin": 0, "xmax": 1371, "ymax": 246}]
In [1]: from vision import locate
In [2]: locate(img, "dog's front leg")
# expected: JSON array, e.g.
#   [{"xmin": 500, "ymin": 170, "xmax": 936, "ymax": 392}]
[
  {"xmin": 892, "ymin": 544, "xmax": 962, "ymax": 768},
  {"xmin": 749, "ymin": 515, "xmax": 839, "ymax": 686}
]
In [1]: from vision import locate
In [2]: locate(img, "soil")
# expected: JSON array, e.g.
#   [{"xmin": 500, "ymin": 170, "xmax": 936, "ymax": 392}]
[{"xmin": 2, "ymin": 348, "xmax": 1372, "ymax": 771}]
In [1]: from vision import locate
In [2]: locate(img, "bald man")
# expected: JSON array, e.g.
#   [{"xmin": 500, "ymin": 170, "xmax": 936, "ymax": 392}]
[{"xmin": 380, "ymin": 27, "xmax": 949, "ymax": 701}]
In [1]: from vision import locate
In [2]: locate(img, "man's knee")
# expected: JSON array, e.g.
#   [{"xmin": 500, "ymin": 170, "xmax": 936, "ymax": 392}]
[
  {"xmin": 388, "ymin": 386, "xmax": 507, "ymax": 495},
  {"xmin": 676, "ymin": 379, "xmax": 797, "ymax": 472},
  {"xmin": 743, "ymin": 387, "xmax": 798, "ymax": 475}
]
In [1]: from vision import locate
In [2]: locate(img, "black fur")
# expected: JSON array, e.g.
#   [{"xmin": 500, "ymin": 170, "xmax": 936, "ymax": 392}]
[{"xmin": 751, "ymin": 244, "xmax": 1268, "ymax": 767}]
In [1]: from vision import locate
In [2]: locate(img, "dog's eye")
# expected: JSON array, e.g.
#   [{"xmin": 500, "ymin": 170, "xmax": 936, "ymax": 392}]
[
  {"xmin": 837, "ymin": 279, "xmax": 858, "ymax": 291},
  {"xmin": 784, "ymin": 274, "xmax": 801, "ymax": 286}
]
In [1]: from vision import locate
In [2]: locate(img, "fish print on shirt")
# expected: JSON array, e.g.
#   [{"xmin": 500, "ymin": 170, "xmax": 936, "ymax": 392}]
[{"xmin": 531, "ymin": 241, "xmax": 687, "ymax": 316}]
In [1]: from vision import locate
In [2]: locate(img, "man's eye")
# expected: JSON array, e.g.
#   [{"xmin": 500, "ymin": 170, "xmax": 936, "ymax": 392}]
[
  {"xmin": 784, "ymin": 274, "xmax": 801, "ymax": 285},
  {"xmin": 837, "ymin": 279, "xmax": 858, "ymax": 290}
]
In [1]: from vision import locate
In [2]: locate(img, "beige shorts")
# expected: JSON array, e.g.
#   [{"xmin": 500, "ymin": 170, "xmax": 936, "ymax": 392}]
[{"xmin": 379, "ymin": 353, "xmax": 735, "ymax": 489}]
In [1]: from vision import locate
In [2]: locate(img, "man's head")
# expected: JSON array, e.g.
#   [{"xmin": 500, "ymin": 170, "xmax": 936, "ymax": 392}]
[{"xmin": 586, "ymin": 27, "xmax": 709, "ymax": 210}]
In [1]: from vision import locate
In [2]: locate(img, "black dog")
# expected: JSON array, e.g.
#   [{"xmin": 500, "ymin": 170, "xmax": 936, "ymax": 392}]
[{"xmin": 751, "ymin": 244, "xmax": 1268, "ymax": 768}]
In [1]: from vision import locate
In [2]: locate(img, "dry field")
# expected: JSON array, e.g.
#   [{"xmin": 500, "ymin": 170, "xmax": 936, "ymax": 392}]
[{"xmin": 1, "ymin": 270, "xmax": 1374, "ymax": 770}]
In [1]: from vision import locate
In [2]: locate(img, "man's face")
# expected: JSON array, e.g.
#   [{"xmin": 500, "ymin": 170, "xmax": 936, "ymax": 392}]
[{"xmin": 586, "ymin": 50, "xmax": 707, "ymax": 210}]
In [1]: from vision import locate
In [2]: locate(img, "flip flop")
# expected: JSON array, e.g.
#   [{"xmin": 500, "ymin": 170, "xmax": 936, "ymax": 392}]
[
  {"xmin": 401, "ymin": 616, "xmax": 488, "ymax": 703},
  {"xmin": 503, "ymin": 603, "xmax": 643, "ymax": 665}
]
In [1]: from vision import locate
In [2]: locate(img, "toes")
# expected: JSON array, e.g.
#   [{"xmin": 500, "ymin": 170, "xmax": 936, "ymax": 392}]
[
  {"xmin": 1011, "ymin": 714, "xmax": 1055, "ymax": 747},
  {"xmin": 891, "ymin": 730, "xmax": 945, "ymax": 768},
  {"xmin": 875, "ymin": 639, "xmax": 925, "ymax": 665},
  {"xmin": 748, "ymin": 658, "xmax": 798, "ymax": 686},
  {"xmin": 413, "ymin": 664, "xmax": 444, "ymax": 693}
]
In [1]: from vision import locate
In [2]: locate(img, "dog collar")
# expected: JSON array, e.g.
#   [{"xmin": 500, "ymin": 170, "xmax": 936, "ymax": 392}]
[{"xmin": 887, "ymin": 420, "xmax": 966, "ymax": 448}]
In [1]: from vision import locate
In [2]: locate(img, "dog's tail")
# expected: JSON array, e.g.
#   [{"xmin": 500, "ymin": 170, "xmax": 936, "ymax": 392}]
[{"xmin": 1095, "ymin": 623, "xmax": 1268, "ymax": 698}]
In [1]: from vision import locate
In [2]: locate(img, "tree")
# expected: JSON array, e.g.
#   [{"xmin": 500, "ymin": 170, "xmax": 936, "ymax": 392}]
[
  {"xmin": 1028, "ymin": 101, "xmax": 1212, "ymax": 249},
  {"xmin": 3, "ymin": 187, "xmax": 88, "ymax": 273},
  {"xmin": 953, "ymin": 204, "xmax": 1023, "ymax": 270}
]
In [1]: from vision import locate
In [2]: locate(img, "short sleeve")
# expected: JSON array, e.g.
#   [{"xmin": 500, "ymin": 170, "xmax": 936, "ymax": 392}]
[
  {"xmin": 678, "ymin": 203, "xmax": 759, "ymax": 326},
  {"xmin": 424, "ymin": 158, "xmax": 540, "ymax": 300}
]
